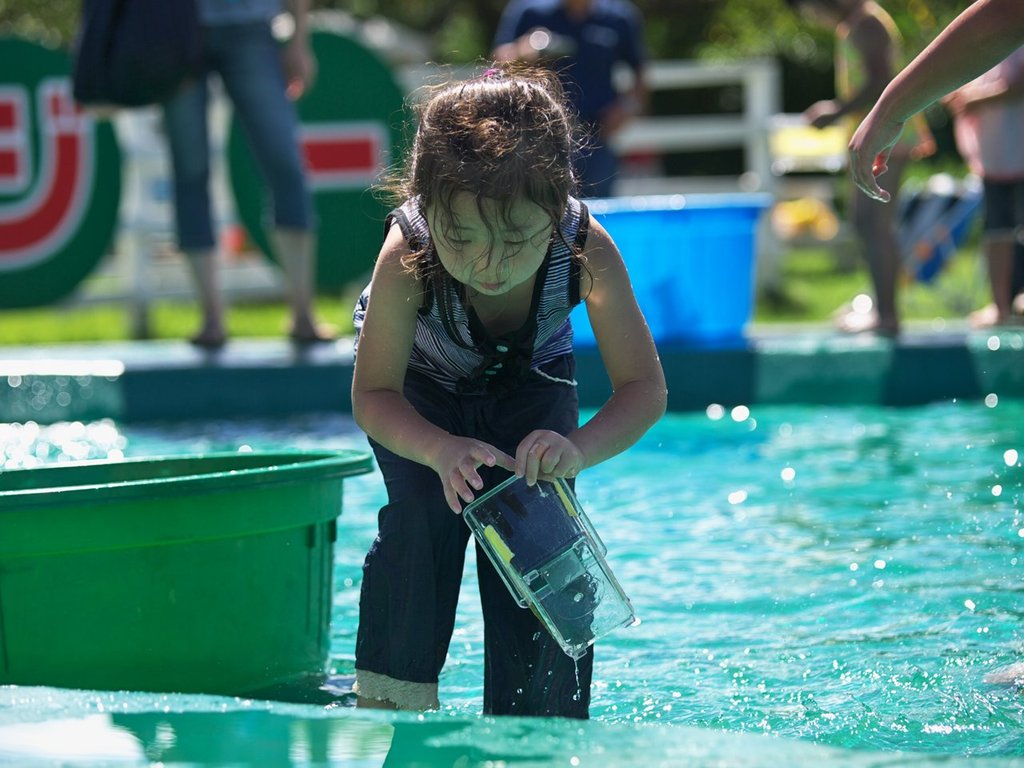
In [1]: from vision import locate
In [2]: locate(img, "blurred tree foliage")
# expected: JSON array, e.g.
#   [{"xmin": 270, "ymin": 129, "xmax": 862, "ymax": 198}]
[
  {"xmin": 0, "ymin": 0, "xmax": 971, "ymax": 151},
  {"xmin": 1, "ymin": 0, "xmax": 972, "ymax": 188},
  {"xmin": 0, "ymin": 0, "xmax": 78, "ymax": 46},
  {"xmin": 699, "ymin": 0, "xmax": 964, "ymax": 64},
  {"xmin": 3, "ymin": 0, "xmax": 969, "ymax": 64}
]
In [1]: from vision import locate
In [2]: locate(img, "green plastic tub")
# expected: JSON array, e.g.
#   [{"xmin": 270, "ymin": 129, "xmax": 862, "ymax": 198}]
[{"xmin": 0, "ymin": 450, "xmax": 373, "ymax": 697}]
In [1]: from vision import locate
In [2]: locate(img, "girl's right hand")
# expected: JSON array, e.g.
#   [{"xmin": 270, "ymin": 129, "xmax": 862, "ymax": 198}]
[{"xmin": 430, "ymin": 436, "xmax": 516, "ymax": 514}]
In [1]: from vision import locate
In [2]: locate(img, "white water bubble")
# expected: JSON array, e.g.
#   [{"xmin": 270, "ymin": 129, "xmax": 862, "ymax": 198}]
[
  {"xmin": 964, "ymin": 599, "xmax": 976, "ymax": 611},
  {"xmin": 727, "ymin": 490, "xmax": 748, "ymax": 505},
  {"xmin": 985, "ymin": 393, "xmax": 999, "ymax": 408},
  {"xmin": 1004, "ymin": 449, "xmax": 1019, "ymax": 466},
  {"xmin": 851, "ymin": 293, "xmax": 873, "ymax": 314},
  {"xmin": 987, "ymin": 336, "xmax": 1001, "ymax": 351},
  {"xmin": 780, "ymin": 467, "xmax": 796, "ymax": 482},
  {"xmin": 992, "ymin": 485, "xmax": 1003, "ymax": 497},
  {"xmin": 706, "ymin": 403, "xmax": 726, "ymax": 421},
  {"xmin": 731, "ymin": 405, "xmax": 750, "ymax": 422},
  {"xmin": 271, "ymin": 12, "xmax": 295, "ymax": 40},
  {"xmin": 873, "ymin": 559, "xmax": 886, "ymax": 570}
]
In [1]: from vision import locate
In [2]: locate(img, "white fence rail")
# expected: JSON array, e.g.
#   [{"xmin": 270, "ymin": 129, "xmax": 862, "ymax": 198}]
[
  {"xmin": 75, "ymin": 58, "xmax": 783, "ymax": 334},
  {"xmin": 614, "ymin": 58, "xmax": 781, "ymax": 195}
]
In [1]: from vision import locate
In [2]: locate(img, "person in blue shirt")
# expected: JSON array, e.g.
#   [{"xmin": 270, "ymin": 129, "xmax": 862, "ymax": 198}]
[{"xmin": 492, "ymin": 0, "xmax": 647, "ymax": 198}]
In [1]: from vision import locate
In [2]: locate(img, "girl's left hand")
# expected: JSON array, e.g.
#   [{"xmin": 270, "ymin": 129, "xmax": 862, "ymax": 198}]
[{"xmin": 515, "ymin": 430, "xmax": 584, "ymax": 486}]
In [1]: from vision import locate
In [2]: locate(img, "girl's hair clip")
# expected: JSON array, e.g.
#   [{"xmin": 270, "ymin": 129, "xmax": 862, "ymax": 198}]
[{"xmin": 480, "ymin": 67, "xmax": 500, "ymax": 80}]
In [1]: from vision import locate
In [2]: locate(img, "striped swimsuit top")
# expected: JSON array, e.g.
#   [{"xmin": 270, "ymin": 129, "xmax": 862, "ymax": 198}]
[{"xmin": 354, "ymin": 196, "xmax": 589, "ymax": 395}]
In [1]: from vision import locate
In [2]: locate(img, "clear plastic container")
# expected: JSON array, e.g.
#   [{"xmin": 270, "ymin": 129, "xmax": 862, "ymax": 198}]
[{"xmin": 463, "ymin": 475, "xmax": 637, "ymax": 659}]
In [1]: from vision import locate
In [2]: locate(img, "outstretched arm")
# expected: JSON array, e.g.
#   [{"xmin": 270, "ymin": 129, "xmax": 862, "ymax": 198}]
[
  {"xmin": 805, "ymin": 14, "xmax": 894, "ymax": 129},
  {"xmin": 849, "ymin": 0, "xmax": 1024, "ymax": 201}
]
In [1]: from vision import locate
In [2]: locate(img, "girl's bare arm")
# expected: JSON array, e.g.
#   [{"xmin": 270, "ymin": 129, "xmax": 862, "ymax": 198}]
[
  {"xmin": 352, "ymin": 226, "xmax": 515, "ymax": 512},
  {"xmin": 567, "ymin": 218, "xmax": 668, "ymax": 468}
]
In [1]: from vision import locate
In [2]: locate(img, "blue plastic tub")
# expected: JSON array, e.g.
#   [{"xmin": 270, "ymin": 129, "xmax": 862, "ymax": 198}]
[{"xmin": 572, "ymin": 194, "xmax": 771, "ymax": 347}]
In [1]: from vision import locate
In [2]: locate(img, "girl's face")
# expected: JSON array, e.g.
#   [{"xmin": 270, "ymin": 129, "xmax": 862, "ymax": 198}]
[{"xmin": 428, "ymin": 193, "xmax": 554, "ymax": 296}]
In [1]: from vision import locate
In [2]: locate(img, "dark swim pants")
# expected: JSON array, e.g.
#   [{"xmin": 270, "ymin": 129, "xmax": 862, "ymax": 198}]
[{"xmin": 353, "ymin": 355, "xmax": 593, "ymax": 718}]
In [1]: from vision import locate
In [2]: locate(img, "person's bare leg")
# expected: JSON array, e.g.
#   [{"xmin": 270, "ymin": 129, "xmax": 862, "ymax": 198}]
[
  {"xmin": 184, "ymin": 247, "xmax": 227, "ymax": 347},
  {"xmin": 969, "ymin": 234, "xmax": 1015, "ymax": 327},
  {"xmin": 860, "ymin": 198, "xmax": 900, "ymax": 333},
  {"xmin": 838, "ymin": 153, "xmax": 910, "ymax": 335},
  {"xmin": 983, "ymin": 661, "xmax": 1024, "ymax": 685},
  {"xmin": 271, "ymin": 227, "xmax": 334, "ymax": 342},
  {"xmin": 356, "ymin": 696, "xmax": 398, "ymax": 710}
]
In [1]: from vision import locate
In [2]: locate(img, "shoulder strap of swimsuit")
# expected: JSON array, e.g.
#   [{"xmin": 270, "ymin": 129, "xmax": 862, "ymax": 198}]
[{"xmin": 569, "ymin": 201, "xmax": 590, "ymax": 307}]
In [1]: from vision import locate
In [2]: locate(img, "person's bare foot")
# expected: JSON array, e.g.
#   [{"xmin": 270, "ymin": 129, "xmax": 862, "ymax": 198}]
[
  {"xmin": 968, "ymin": 302, "xmax": 1024, "ymax": 328},
  {"xmin": 833, "ymin": 295, "xmax": 899, "ymax": 336},
  {"xmin": 969, "ymin": 303, "xmax": 1002, "ymax": 328},
  {"xmin": 289, "ymin": 321, "xmax": 337, "ymax": 345},
  {"xmin": 189, "ymin": 327, "xmax": 227, "ymax": 349},
  {"xmin": 1013, "ymin": 292, "xmax": 1024, "ymax": 316}
]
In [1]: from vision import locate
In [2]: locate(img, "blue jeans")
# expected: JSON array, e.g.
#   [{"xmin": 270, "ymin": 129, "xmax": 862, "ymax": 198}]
[{"xmin": 163, "ymin": 21, "xmax": 312, "ymax": 251}]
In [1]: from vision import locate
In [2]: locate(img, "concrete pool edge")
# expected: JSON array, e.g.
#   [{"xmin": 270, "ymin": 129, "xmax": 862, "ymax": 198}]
[{"xmin": 1, "ymin": 326, "xmax": 1023, "ymax": 423}]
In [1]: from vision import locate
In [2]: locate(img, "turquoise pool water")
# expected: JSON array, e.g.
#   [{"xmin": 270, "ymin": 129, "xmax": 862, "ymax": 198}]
[{"xmin": 1, "ymin": 400, "xmax": 1022, "ymax": 765}]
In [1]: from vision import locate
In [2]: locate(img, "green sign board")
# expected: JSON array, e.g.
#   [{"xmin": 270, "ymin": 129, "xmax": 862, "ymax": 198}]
[
  {"xmin": 228, "ymin": 29, "xmax": 409, "ymax": 291},
  {"xmin": 0, "ymin": 37, "xmax": 121, "ymax": 308}
]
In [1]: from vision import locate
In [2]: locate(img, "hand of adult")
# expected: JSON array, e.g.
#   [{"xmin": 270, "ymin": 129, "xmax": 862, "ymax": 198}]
[
  {"xmin": 282, "ymin": 37, "xmax": 317, "ymax": 100},
  {"xmin": 847, "ymin": 109, "xmax": 904, "ymax": 203}
]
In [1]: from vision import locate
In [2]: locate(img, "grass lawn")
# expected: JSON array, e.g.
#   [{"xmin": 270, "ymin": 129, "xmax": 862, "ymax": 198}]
[
  {"xmin": 0, "ymin": 295, "xmax": 359, "ymax": 346},
  {"xmin": 0, "ymin": 244, "xmax": 988, "ymax": 346},
  {"xmin": 754, "ymin": 243, "xmax": 988, "ymax": 325}
]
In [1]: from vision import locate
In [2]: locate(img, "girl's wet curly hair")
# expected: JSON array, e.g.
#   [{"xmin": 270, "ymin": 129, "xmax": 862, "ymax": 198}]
[{"xmin": 387, "ymin": 63, "xmax": 584, "ymax": 278}]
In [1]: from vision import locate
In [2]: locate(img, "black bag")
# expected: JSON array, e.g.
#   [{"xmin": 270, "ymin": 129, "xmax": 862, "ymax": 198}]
[{"xmin": 72, "ymin": 0, "xmax": 203, "ymax": 108}]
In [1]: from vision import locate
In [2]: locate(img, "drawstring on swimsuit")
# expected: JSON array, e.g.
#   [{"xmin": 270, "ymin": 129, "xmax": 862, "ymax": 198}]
[{"xmin": 533, "ymin": 367, "xmax": 577, "ymax": 387}]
